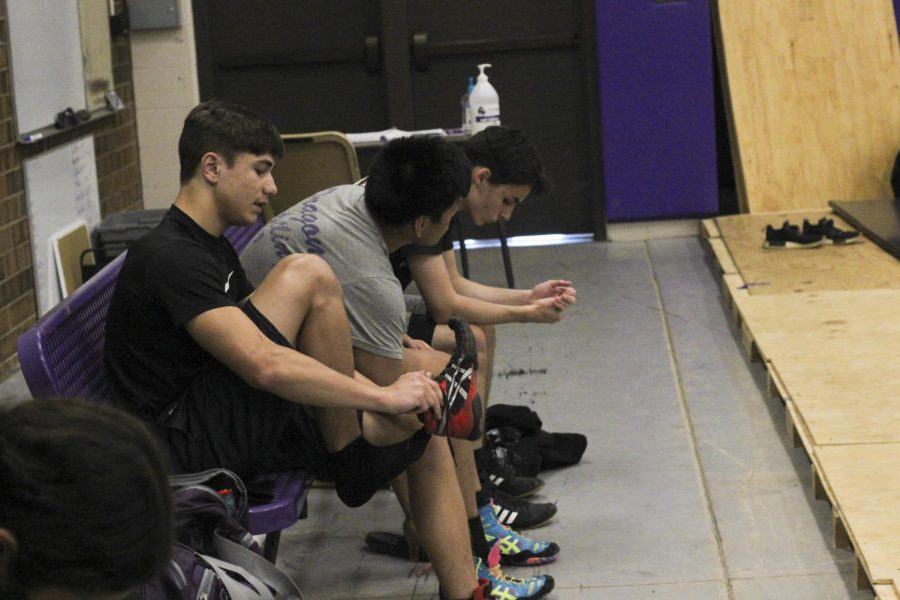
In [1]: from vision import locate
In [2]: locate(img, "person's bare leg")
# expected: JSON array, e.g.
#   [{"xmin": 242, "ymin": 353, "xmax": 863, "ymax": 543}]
[
  {"xmin": 249, "ymin": 254, "xmax": 417, "ymax": 451},
  {"xmin": 479, "ymin": 324, "xmax": 496, "ymax": 402},
  {"xmin": 404, "ymin": 347, "xmax": 481, "ymax": 518},
  {"xmin": 252, "ymin": 256, "xmax": 476, "ymax": 596},
  {"xmin": 407, "ymin": 435, "xmax": 478, "ymax": 598}
]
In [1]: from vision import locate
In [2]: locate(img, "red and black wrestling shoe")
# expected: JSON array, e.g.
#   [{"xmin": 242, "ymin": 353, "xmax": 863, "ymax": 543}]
[{"xmin": 419, "ymin": 316, "xmax": 483, "ymax": 441}]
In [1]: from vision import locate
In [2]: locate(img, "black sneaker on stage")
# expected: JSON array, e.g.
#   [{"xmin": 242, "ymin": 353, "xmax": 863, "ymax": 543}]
[
  {"xmin": 762, "ymin": 220, "xmax": 824, "ymax": 249},
  {"xmin": 802, "ymin": 217, "xmax": 861, "ymax": 244},
  {"xmin": 489, "ymin": 489, "xmax": 557, "ymax": 530}
]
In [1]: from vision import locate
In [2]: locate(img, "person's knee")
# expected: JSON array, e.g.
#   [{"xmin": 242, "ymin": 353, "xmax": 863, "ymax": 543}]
[{"xmin": 273, "ymin": 253, "xmax": 342, "ymax": 300}]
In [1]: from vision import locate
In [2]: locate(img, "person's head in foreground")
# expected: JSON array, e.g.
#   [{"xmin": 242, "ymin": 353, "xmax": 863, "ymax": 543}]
[
  {"xmin": 462, "ymin": 126, "xmax": 547, "ymax": 226},
  {"xmin": 0, "ymin": 400, "xmax": 172, "ymax": 600}
]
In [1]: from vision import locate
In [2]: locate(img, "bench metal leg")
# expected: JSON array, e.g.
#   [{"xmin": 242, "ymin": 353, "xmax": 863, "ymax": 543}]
[{"xmin": 262, "ymin": 530, "xmax": 282, "ymax": 563}]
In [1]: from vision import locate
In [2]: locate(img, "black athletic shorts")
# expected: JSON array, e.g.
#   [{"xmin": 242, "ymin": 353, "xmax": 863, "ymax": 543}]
[
  {"xmin": 407, "ymin": 312, "xmax": 437, "ymax": 345},
  {"xmin": 160, "ymin": 300, "xmax": 332, "ymax": 481}
]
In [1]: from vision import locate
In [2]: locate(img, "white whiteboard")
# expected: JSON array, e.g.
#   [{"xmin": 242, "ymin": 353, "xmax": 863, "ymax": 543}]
[
  {"xmin": 7, "ymin": 0, "xmax": 86, "ymax": 134},
  {"xmin": 24, "ymin": 137, "xmax": 101, "ymax": 315}
]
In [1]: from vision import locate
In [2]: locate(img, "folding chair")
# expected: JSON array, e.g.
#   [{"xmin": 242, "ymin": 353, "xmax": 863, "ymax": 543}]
[
  {"xmin": 266, "ymin": 131, "xmax": 361, "ymax": 220},
  {"xmin": 16, "ymin": 220, "xmax": 309, "ymax": 562}
]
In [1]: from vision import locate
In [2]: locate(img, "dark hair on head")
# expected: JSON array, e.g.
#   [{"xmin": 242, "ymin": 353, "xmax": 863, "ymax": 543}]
[
  {"xmin": 0, "ymin": 400, "xmax": 172, "ymax": 595},
  {"xmin": 463, "ymin": 126, "xmax": 547, "ymax": 195},
  {"xmin": 365, "ymin": 135, "xmax": 472, "ymax": 228},
  {"xmin": 179, "ymin": 99, "xmax": 285, "ymax": 184}
]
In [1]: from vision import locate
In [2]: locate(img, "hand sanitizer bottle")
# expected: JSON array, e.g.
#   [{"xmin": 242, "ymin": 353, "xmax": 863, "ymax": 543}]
[{"xmin": 469, "ymin": 64, "xmax": 500, "ymax": 133}]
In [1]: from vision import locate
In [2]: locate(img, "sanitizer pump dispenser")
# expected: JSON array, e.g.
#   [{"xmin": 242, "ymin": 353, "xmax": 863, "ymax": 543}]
[{"xmin": 469, "ymin": 63, "xmax": 500, "ymax": 133}]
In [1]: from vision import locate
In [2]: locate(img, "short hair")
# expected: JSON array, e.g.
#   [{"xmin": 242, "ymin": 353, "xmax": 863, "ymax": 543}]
[
  {"xmin": 179, "ymin": 99, "xmax": 285, "ymax": 184},
  {"xmin": 0, "ymin": 400, "xmax": 172, "ymax": 596},
  {"xmin": 365, "ymin": 135, "xmax": 472, "ymax": 228},
  {"xmin": 463, "ymin": 126, "xmax": 548, "ymax": 195}
]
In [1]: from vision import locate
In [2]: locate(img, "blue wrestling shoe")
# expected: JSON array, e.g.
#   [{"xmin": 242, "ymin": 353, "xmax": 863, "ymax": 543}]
[
  {"xmin": 480, "ymin": 500, "xmax": 559, "ymax": 566},
  {"xmin": 475, "ymin": 542, "xmax": 554, "ymax": 599}
]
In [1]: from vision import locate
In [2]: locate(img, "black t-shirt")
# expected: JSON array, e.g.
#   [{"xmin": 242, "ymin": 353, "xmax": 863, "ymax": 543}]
[
  {"xmin": 390, "ymin": 215, "xmax": 457, "ymax": 289},
  {"xmin": 104, "ymin": 206, "xmax": 255, "ymax": 422}
]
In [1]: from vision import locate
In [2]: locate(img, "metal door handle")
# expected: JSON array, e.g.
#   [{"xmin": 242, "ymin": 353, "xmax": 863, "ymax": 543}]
[
  {"xmin": 364, "ymin": 34, "xmax": 381, "ymax": 73},
  {"xmin": 412, "ymin": 31, "xmax": 428, "ymax": 71}
]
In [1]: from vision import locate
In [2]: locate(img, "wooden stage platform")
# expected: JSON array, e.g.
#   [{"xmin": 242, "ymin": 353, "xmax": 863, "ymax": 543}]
[{"xmin": 702, "ymin": 211, "xmax": 900, "ymax": 598}]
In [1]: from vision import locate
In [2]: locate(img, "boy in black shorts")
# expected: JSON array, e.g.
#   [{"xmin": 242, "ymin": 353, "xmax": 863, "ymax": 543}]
[{"xmin": 103, "ymin": 100, "xmax": 488, "ymax": 600}]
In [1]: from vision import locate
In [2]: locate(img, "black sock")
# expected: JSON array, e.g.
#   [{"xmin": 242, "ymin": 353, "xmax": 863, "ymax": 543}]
[
  {"xmin": 330, "ymin": 429, "xmax": 430, "ymax": 508},
  {"xmin": 475, "ymin": 489, "xmax": 493, "ymax": 507},
  {"xmin": 469, "ymin": 514, "xmax": 491, "ymax": 562}
]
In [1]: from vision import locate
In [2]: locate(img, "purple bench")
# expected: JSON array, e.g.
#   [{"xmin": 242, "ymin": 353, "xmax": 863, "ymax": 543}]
[{"xmin": 16, "ymin": 217, "xmax": 307, "ymax": 561}]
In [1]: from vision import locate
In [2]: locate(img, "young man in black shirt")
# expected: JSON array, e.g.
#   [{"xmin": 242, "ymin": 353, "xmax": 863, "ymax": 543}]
[{"xmin": 103, "ymin": 100, "xmax": 488, "ymax": 600}]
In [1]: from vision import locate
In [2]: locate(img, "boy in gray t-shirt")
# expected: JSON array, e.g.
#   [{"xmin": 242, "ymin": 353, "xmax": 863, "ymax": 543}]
[
  {"xmin": 241, "ymin": 136, "xmax": 557, "ymax": 597},
  {"xmin": 242, "ymin": 183, "xmax": 407, "ymax": 360}
]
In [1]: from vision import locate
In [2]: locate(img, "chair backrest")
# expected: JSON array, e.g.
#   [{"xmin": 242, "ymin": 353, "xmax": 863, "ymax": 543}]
[
  {"xmin": 265, "ymin": 131, "xmax": 361, "ymax": 220},
  {"xmin": 17, "ymin": 220, "xmax": 266, "ymax": 401},
  {"xmin": 17, "ymin": 252, "xmax": 126, "ymax": 402}
]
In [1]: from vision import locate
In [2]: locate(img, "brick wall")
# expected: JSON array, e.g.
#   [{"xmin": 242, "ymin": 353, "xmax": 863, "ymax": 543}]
[{"xmin": 0, "ymin": 1, "xmax": 143, "ymax": 378}]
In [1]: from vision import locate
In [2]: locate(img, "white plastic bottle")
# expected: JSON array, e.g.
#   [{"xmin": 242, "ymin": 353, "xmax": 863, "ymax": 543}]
[{"xmin": 469, "ymin": 63, "xmax": 500, "ymax": 133}]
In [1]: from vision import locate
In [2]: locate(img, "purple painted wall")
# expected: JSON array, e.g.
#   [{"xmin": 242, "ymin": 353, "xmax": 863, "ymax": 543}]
[{"xmin": 596, "ymin": 0, "xmax": 718, "ymax": 221}]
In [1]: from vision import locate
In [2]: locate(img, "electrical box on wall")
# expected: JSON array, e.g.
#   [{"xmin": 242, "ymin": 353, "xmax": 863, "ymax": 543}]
[{"xmin": 128, "ymin": 0, "xmax": 181, "ymax": 30}]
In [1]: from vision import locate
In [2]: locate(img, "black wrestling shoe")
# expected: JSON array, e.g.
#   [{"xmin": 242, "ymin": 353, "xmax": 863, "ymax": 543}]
[
  {"xmin": 477, "ymin": 446, "xmax": 544, "ymax": 498},
  {"xmin": 488, "ymin": 490, "xmax": 557, "ymax": 530}
]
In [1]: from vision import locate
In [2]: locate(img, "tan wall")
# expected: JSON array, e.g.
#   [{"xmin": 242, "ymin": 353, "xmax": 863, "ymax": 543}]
[{"xmin": 131, "ymin": 1, "xmax": 200, "ymax": 209}]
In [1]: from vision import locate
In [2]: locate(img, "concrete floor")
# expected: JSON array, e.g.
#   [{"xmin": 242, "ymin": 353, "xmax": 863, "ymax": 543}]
[
  {"xmin": 272, "ymin": 238, "xmax": 872, "ymax": 599},
  {"xmin": 0, "ymin": 236, "xmax": 874, "ymax": 599}
]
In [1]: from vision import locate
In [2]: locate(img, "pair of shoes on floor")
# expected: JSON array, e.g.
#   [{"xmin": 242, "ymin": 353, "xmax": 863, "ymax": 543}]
[
  {"xmin": 365, "ymin": 498, "xmax": 558, "ymax": 567},
  {"xmin": 763, "ymin": 218, "xmax": 860, "ymax": 249},
  {"xmin": 419, "ymin": 315, "xmax": 483, "ymax": 441}
]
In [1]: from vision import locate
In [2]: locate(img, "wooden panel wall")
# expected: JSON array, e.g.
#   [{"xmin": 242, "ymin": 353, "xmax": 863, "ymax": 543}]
[{"xmin": 714, "ymin": 0, "xmax": 900, "ymax": 213}]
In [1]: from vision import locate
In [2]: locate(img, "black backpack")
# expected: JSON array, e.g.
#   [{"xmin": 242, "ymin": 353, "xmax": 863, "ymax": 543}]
[{"xmin": 140, "ymin": 469, "xmax": 304, "ymax": 600}]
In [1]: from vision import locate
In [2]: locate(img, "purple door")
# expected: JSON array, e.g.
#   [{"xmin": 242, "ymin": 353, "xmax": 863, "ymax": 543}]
[{"xmin": 596, "ymin": 0, "xmax": 718, "ymax": 221}]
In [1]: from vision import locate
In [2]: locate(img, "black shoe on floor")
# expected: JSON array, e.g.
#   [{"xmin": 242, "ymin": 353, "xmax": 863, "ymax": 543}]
[
  {"xmin": 477, "ymin": 445, "xmax": 544, "ymax": 498},
  {"xmin": 802, "ymin": 217, "xmax": 861, "ymax": 244},
  {"xmin": 488, "ymin": 489, "xmax": 557, "ymax": 530},
  {"xmin": 763, "ymin": 220, "xmax": 823, "ymax": 249},
  {"xmin": 482, "ymin": 470, "xmax": 544, "ymax": 499}
]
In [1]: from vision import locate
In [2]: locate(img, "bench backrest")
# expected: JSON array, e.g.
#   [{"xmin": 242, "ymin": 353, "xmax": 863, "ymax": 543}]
[{"xmin": 17, "ymin": 218, "xmax": 263, "ymax": 402}]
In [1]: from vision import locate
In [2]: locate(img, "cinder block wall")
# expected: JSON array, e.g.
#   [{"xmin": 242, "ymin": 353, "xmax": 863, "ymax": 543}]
[{"xmin": 0, "ymin": 0, "xmax": 143, "ymax": 378}]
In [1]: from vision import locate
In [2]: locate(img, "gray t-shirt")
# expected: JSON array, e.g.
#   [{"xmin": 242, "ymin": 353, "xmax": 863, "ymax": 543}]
[{"xmin": 241, "ymin": 185, "xmax": 406, "ymax": 359}]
